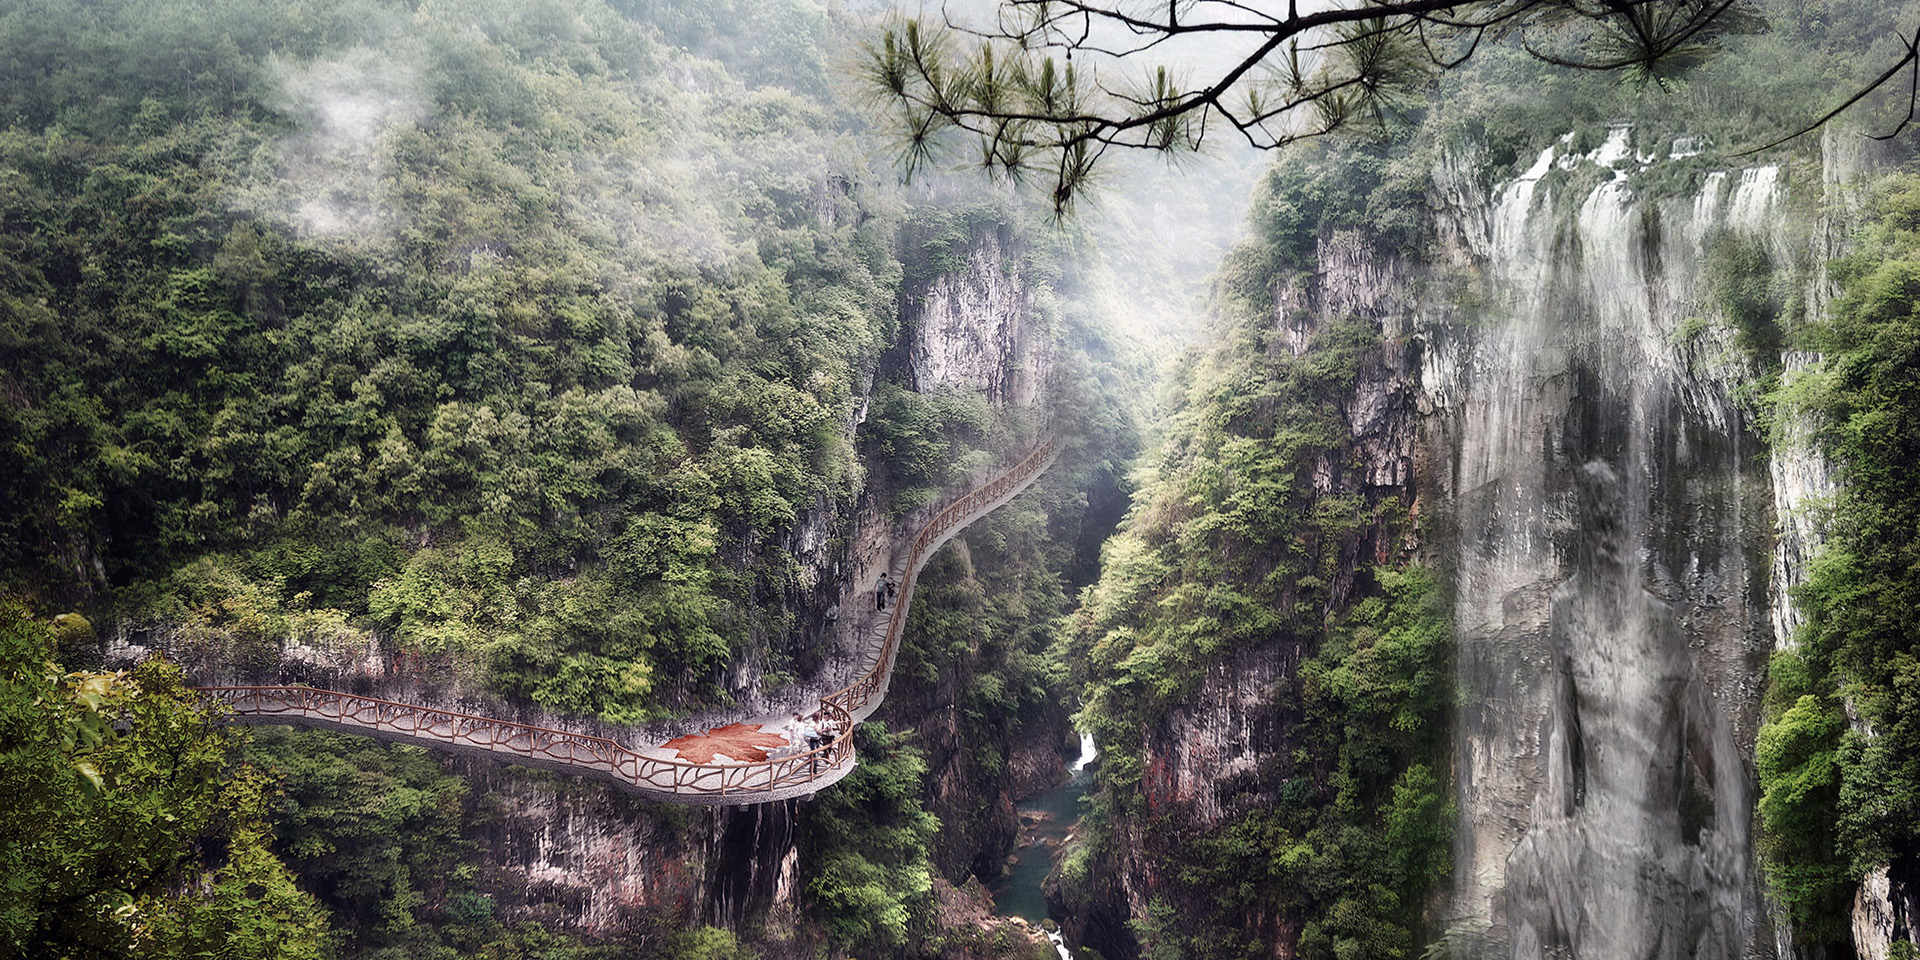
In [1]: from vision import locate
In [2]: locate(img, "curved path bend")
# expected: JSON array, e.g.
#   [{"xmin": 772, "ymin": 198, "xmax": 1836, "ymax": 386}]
[{"xmin": 195, "ymin": 437, "xmax": 1060, "ymax": 805}]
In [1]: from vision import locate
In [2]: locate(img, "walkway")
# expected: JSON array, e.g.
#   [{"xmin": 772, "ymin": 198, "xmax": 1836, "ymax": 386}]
[{"xmin": 195, "ymin": 438, "xmax": 1060, "ymax": 805}]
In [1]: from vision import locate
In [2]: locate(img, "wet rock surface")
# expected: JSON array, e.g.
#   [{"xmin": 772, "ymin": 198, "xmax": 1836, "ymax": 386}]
[
  {"xmin": 1441, "ymin": 128, "xmax": 1783, "ymax": 958},
  {"xmin": 1068, "ymin": 127, "xmax": 1806, "ymax": 960}
]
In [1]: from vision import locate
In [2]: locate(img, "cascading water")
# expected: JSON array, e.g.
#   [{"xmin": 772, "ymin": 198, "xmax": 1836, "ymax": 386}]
[
  {"xmin": 992, "ymin": 732, "xmax": 1097, "ymax": 960},
  {"xmin": 1445, "ymin": 128, "xmax": 1783, "ymax": 958}
]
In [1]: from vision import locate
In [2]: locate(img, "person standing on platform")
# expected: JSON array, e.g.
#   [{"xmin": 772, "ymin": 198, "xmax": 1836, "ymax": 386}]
[
  {"xmin": 799, "ymin": 713, "xmax": 822, "ymax": 774},
  {"xmin": 787, "ymin": 712, "xmax": 806, "ymax": 756}
]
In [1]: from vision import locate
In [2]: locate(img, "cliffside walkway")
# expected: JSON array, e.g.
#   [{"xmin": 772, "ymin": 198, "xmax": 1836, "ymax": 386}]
[{"xmin": 195, "ymin": 438, "xmax": 1059, "ymax": 805}]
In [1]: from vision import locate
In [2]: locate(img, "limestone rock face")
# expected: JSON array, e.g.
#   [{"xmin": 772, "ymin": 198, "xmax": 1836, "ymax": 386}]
[
  {"xmin": 1440, "ymin": 128, "xmax": 1783, "ymax": 960},
  {"xmin": 906, "ymin": 225, "xmax": 1054, "ymax": 410},
  {"xmin": 1075, "ymin": 126, "xmax": 1833, "ymax": 960},
  {"xmin": 1852, "ymin": 864, "xmax": 1920, "ymax": 960},
  {"xmin": 364, "ymin": 756, "xmax": 808, "ymax": 939},
  {"xmin": 1768, "ymin": 352, "xmax": 1837, "ymax": 652}
]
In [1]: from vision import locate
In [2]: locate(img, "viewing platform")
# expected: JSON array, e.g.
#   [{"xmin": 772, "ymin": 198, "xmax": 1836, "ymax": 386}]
[{"xmin": 196, "ymin": 437, "xmax": 1060, "ymax": 804}]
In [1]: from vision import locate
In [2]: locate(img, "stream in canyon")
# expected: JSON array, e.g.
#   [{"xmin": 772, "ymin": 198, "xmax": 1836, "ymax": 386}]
[{"xmin": 992, "ymin": 731, "xmax": 1097, "ymax": 957}]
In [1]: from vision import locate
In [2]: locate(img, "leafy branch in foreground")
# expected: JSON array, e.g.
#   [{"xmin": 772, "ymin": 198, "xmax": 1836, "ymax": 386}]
[
  {"xmin": 863, "ymin": 0, "xmax": 1805, "ymax": 209},
  {"xmin": 0, "ymin": 601, "xmax": 328, "ymax": 960}
]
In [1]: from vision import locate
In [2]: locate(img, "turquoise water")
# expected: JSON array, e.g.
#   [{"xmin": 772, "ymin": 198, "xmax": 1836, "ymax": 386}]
[{"xmin": 990, "ymin": 733, "xmax": 1095, "ymax": 934}]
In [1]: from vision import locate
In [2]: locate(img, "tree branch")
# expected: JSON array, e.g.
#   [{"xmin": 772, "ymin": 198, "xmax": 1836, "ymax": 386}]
[
  {"xmin": 1733, "ymin": 23, "xmax": 1920, "ymax": 157},
  {"xmin": 869, "ymin": 0, "xmax": 1881, "ymax": 210}
]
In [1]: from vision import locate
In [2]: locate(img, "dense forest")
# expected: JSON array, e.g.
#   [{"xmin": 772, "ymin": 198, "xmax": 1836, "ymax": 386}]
[
  {"xmin": 0, "ymin": 0, "xmax": 1145, "ymax": 955},
  {"xmin": 0, "ymin": 0, "xmax": 918, "ymax": 723},
  {"xmin": 13, "ymin": 0, "xmax": 1920, "ymax": 959}
]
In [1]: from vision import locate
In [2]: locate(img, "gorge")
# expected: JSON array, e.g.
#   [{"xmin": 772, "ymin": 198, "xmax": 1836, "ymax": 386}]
[{"xmin": 8, "ymin": 2, "xmax": 1920, "ymax": 960}]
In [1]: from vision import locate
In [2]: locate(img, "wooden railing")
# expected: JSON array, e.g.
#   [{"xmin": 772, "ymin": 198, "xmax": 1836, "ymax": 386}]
[
  {"xmin": 821, "ymin": 436, "xmax": 1059, "ymax": 724},
  {"xmin": 196, "ymin": 437, "xmax": 1058, "ymax": 803},
  {"xmin": 195, "ymin": 685, "xmax": 853, "ymax": 799}
]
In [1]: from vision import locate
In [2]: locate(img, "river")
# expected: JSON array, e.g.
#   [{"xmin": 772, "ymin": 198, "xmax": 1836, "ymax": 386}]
[{"xmin": 991, "ymin": 731, "xmax": 1096, "ymax": 959}]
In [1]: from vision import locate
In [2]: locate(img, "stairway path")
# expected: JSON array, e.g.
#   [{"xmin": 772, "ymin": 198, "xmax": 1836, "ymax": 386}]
[{"xmin": 195, "ymin": 438, "xmax": 1059, "ymax": 805}]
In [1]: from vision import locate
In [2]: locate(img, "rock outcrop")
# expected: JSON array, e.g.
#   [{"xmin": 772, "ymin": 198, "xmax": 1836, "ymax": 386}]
[
  {"xmin": 1063, "ymin": 125, "xmax": 1844, "ymax": 960},
  {"xmin": 905, "ymin": 223, "xmax": 1055, "ymax": 413}
]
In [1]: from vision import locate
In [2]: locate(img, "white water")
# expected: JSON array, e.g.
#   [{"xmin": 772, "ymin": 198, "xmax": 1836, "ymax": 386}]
[
  {"xmin": 1729, "ymin": 167, "xmax": 1783, "ymax": 232},
  {"xmin": 1446, "ymin": 127, "xmax": 1783, "ymax": 958},
  {"xmin": 1046, "ymin": 926, "xmax": 1074, "ymax": 960},
  {"xmin": 1071, "ymin": 731, "xmax": 1097, "ymax": 773}
]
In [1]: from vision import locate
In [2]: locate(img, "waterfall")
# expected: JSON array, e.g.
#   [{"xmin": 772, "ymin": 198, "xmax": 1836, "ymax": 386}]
[
  {"xmin": 1071, "ymin": 731, "xmax": 1097, "ymax": 773},
  {"xmin": 1728, "ymin": 167, "xmax": 1784, "ymax": 232},
  {"xmin": 1446, "ymin": 129, "xmax": 1781, "ymax": 958}
]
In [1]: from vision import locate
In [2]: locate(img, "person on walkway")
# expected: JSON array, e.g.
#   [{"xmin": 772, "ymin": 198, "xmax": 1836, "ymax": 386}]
[
  {"xmin": 876, "ymin": 572, "xmax": 894, "ymax": 611},
  {"xmin": 799, "ymin": 712, "xmax": 822, "ymax": 774},
  {"xmin": 817, "ymin": 713, "xmax": 845, "ymax": 762},
  {"xmin": 788, "ymin": 712, "xmax": 807, "ymax": 755}
]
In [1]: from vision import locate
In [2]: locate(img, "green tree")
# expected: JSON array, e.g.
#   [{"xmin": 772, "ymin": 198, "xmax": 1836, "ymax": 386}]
[
  {"xmin": 0, "ymin": 0, "xmax": 910, "ymax": 720},
  {"xmin": 1758, "ymin": 172, "xmax": 1920, "ymax": 949},
  {"xmin": 861, "ymin": 0, "xmax": 1920, "ymax": 209},
  {"xmin": 802, "ymin": 723, "xmax": 941, "ymax": 956},
  {"xmin": 0, "ymin": 600, "xmax": 329, "ymax": 960}
]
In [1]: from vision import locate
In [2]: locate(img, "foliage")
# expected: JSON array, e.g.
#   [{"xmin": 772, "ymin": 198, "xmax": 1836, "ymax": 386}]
[
  {"xmin": 1702, "ymin": 232, "xmax": 1789, "ymax": 361},
  {"xmin": 0, "ymin": 600, "xmax": 329, "ymax": 960},
  {"xmin": 1757, "ymin": 170, "xmax": 1920, "ymax": 947},
  {"xmin": 0, "ymin": 0, "xmax": 907, "ymax": 719},
  {"xmin": 1244, "ymin": 139, "xmax": 1434, "ymax": 270},
  {"xmin": 655, "ymin": 926, "xmax": 760, "ymax": 960},
  {"xmin": 249, "ymin": 729, "xmax": 473, "ymax": 952},
  {"xmin": 862, "ymin": 382, "xmax": 994, "ymax": 518},
  {"xmin": 1061, "ymin": 177, "xmax": 1452, "ymax": 954},
  {"xmin": 1754, "ymin": 681, "xmax": 1852, "ymax": 936},
  {"xmin": 801, "ymin": 722, "xmax": 940, "ymax": 956}
]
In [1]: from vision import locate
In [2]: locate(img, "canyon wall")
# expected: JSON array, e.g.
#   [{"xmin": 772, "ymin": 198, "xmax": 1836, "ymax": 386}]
[
  {"xmin": 121, "ymin": 216, "xmax": 1072, "ymax": 950},
  {"xmin": 906, "ymin": 223, "xmax": 1057, "ymax": 413},
  {"xmin": 1058, "ymin": 125, "xmax": 1867, "ymax": 960}
]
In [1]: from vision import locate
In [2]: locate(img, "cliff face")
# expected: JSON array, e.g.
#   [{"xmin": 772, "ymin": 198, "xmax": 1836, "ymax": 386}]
[
  {"xmin": 1438, "ymin": 129, "xmax": 1783, "ymax": 959},
  {"xmin": 434, "ymin": 759, "xmax": 804, "ymax": 937},
  {"xmin": 1129, "ymin": 230, "xmax": 1431, "ymax": 822},
  {"xmin": 1064, "ymin": 127, "xmax": 1837, "ymax": 959},
  {"xmin": 178, "ymin": 217, "xmax": 1072, "ymax": 952},
  {"xmin": 905, "ymin": 223, "xmax": 1056, "ymax": 413}
]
